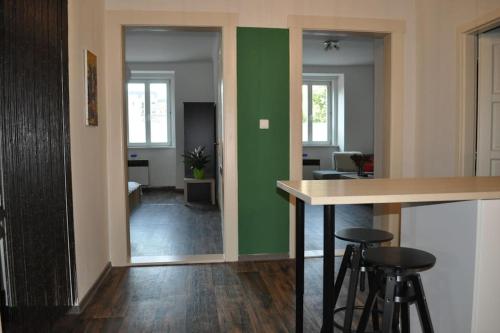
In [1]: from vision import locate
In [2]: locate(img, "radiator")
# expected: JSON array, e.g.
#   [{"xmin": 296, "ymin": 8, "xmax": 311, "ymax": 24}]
[{"xmin": 128, "ymin": 160, "xmax": 150, "ymax": 186}]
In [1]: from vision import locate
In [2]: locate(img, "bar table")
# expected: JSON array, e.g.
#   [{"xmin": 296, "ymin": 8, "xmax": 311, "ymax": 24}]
[{"xmin": 277, "ymin": 176, "xmax": 500, "ymax": 333}]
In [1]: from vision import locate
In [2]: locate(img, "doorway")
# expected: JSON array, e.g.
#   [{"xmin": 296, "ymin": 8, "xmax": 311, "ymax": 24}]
[
  {"xmin": 288, "ymin": 16, "xmax": 406, "ymax": 257},
  {"xmin": 476, "ymin": 27, "xmax": 500, "ymax": 176},
  {"xmin": 124, "ymin": 27, "xmax": 224, "ymax": 264},
  {"xmin": 300, "ymin": 30, "xmax": 385, "ymax": 257}
]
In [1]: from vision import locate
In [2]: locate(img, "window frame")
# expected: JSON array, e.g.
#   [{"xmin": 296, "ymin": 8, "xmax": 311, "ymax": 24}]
[
  {"xmin": 302, "ymin": 74, "xmax": 339, "ymax": 147},
  {"xmin": 126, "ymin": 78, "xmax": 175, "ymax": 148}
]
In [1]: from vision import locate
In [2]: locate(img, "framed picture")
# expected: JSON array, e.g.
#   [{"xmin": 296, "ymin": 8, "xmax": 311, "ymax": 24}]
[{"xmin": 84, "ymin": 50, "xmax": 98, "ymax": 126}]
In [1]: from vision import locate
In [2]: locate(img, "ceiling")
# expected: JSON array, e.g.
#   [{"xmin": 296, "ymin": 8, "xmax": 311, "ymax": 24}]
[
  {"xmin": 125, "ymin": 28, "xmax": 376, "ymax": 66},
  {"xmin": 125, "ymin": 28, "xmax": 220, "ymax": 63},
  {"xmin": 303, "ymin": 31, "xmax": 377, "ymax": 66}
]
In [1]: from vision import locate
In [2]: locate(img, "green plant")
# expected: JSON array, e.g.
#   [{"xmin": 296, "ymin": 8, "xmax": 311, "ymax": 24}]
[{"xmin": 183, "ymin": 146, "xmax": 210, "ymax": 171}]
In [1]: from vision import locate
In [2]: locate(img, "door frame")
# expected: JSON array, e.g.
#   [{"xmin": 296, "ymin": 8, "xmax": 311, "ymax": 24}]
[
  {"xmin": 288, "ymin": 15, "xmax": 406, "ymax": 258},
  {"xmin": 105, "ymin": 11, "xmax": 239, "ymax": 266},
  {"xmin": 457, "ymin": 8, "xmax": 500, "ymax": 176}
]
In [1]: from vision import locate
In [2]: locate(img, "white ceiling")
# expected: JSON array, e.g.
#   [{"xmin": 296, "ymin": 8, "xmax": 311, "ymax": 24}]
[
  {"xmin": 125, "ymin": 28, "xmax": 220, "ymax": 63},
  {"xmin": 125, "ymin": 28, "xmax": 376, "ymax": 66},
  {"xmin": 303, "ymin": 32, "xmax": 376, "ymax": 66}
]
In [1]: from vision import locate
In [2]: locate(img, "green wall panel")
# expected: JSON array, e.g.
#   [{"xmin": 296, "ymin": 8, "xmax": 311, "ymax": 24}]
[{"xmin": 237, "ymin": 27, "xmax": 290, "ymax": 255}]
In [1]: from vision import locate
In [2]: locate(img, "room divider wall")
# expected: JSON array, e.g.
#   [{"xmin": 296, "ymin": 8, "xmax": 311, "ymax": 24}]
[
  {"xmin": 0, "ymin": 0, "xmax": 76, "ymax": 328},
  {"xmin": 237, "ymin": 27, "xmax": 290, "ymax": 255}
]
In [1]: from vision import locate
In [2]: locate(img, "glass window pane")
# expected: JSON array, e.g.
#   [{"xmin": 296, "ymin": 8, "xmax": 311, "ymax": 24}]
[
  {"xmin": 150, "ymin": 83, "xmax": 169, "ymax": 143},
  {"xmin": 312, "ymin": 84, "xmax": 328, "ymax": 142},
  {"xmin": 127, "ymin": 83, "xmax": 146, "ymax": 143},
  {"xmin": 302, "ymin": 84, "xmax": 308, "ymax": 142}
]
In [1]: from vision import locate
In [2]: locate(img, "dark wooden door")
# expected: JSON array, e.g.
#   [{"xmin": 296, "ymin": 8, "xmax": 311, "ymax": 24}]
[{"xmin": 0, "ymin": 0, "xmax": 76, "ymax": 318}]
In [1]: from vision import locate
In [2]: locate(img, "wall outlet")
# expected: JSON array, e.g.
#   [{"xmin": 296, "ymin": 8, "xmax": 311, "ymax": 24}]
[{"xmin": 259, "ymin": 119, "xmax": 269, "ymax": 129}]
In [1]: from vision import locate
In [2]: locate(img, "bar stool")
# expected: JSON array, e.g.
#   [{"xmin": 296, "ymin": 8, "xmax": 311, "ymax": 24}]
[
  {"xmin": 333, "ymin": 228, "xmax": 394, "ymax": 333},
  {"xmin": 357, "ymin": 247, "xmax": 436, "ymax": 333}
]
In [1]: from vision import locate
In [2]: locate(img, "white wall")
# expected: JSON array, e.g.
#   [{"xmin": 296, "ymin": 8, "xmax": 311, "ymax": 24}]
[
  {"xmin": 127, "ymin": 61, "xmax": 215, "ymax": 189},
  {"xmin": 104, "ymin": 0, "xmax": 418, "ymax": 265},
  {"xmin": 304, "ymin": 65, "xmax": 375, "ymax": 155},
  {"xmin": 68, "ymin": 0, "xmax": 109, "ymax": 301},
  {"xmin": 415, "ymin": 0, "xmax": 500, "ymax": 177},
  {"xmin": 128, "ymin": 148, "xmax": 176, "ymax": 187}
]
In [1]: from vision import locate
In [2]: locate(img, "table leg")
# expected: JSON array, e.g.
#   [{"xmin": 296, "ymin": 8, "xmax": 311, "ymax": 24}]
[
  {"xmin": 321, "ymin": 205, "xmax": 335, "ymax": 333},
  {"xmin": 211, "ymin": 180, "xmax": 216, "ymax": 205},
  {"xmin": 296, "ymin": 199, "xmax": 305, "ymax": 333}
]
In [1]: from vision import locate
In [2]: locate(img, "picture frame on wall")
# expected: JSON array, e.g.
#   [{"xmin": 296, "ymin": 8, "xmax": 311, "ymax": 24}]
[{"xmin": 84, "ymin": 49, "xmax": 98, "ymax": 126}]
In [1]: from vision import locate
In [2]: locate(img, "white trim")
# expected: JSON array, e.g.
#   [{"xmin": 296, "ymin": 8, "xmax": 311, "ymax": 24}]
[
  {"xmin": 457, "ymin": 9, "xmax": 500, "ymax": 176},
  {"xmin": 305, "ymin": 249, "xmax": 346, "ymax": 258},
  {"xmin": 288, "ymin": 16, "xmax": 405, "ymax": 258},
  {"xmin": 130, "ymin": 254, "xmax": 225, "ymax": 265},
  {"xmin": 105, "ymin": 11, "xmax": 239, "ymax": 266}
]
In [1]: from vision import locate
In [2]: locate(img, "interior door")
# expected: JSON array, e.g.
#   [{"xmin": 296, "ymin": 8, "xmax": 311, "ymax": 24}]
[
  {"xmin": 477, "ymin": 29, "xmax": 500, "ymax": 176},
  {"xmin": 0, "ymin": 0, "xmax": 76, "ymax": 326}
]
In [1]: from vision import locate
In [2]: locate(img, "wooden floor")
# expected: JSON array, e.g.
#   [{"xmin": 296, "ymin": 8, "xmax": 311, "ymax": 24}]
[
  {"xmin": 305, "ymin": 204, "xmax": 373, "ymax": 251},
  {"xmin": 130, "ymin": 189, "xmax": 223, "ymax": 259},
  {"xmin": 54, "ymin": 258, "xmax": 372, "ymax": 333},
  {"xmin": 130, "ymin": 189, "xmax": 372, "ymax": 259}
]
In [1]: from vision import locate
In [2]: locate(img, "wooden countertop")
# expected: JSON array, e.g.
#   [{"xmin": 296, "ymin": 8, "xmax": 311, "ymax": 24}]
[{"xmin": 277, "ymin": 176, "xmax": 500, "ymax": 205}]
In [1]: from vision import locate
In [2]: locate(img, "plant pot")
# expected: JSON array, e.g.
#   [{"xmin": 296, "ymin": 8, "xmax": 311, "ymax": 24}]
[{"xmin": 193, "ymin": 168, "xmax": 205, "ymax": 180}]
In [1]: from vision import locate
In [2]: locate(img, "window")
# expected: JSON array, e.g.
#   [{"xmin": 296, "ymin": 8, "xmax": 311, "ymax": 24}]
[
  {"xmin": 127, "ymin": 80, "xmax": 173, "ymax": 147},
  {"xmin": 302, "ymin": 74, "xmax": 343, "ymax": 146}
]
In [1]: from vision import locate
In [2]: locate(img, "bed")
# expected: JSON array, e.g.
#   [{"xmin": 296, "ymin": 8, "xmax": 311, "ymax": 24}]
[{"xmin": 128, "ymin": 181, "xmax": 142, "ymax": 211}]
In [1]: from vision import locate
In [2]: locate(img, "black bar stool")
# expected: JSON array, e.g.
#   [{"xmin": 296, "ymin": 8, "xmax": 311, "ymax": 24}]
[
  {"xmin": 333, "ymin": 228, "xmax": 394, "ymax": 333},
  {"xmin": 357, "ymin": 247, "xmax": 436, "ymax": 333}
]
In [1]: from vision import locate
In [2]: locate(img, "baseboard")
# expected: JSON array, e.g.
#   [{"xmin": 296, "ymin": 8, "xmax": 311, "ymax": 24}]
[
  {"xmin": 238, "ymin": 253, "xmax": 290, "ymax": 262},
  {"xmin": 67, "ymin": 262, "xmax": 111, "ymax": 315}
]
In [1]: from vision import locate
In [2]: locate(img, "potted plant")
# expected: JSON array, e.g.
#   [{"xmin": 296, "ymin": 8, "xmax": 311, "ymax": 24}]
[
  {"xmin": 183, "ymin": 146, "xmax": 210, "ymax": 179},
  {"xmin": 350, "ymin": 154, "xmax": 373, "ymax": 176}
]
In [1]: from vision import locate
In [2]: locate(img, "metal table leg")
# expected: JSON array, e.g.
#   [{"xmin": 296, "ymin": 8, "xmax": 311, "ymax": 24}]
[
  {"xmin": 296, "ymin": 199, "xmax": 305, "ymax": 333},
  {"xmin": 321, "ymin": 205, "xmax": 335, "ymax": 333}
]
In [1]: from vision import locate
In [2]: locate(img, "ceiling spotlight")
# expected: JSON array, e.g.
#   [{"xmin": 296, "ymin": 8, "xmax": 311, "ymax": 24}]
[{"xmin": 324, "ymin": 40, "xmax": 340, "ymax": 51}]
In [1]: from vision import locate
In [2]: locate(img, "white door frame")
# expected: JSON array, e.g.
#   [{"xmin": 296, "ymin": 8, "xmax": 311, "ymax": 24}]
[
  {"xmin": 105, "ymin": 11, "xmax": 239, "ymax": 266},
  {"xmin": 457, "ymin": 8, "xmax": 500, "ymax": 176},
  {"xmin": 288, "ymin": 15, "xmax": 406, "ymax": 258}
]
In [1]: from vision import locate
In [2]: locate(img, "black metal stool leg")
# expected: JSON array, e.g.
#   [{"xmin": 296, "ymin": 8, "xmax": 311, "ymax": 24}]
[
  {"xmin": 411, "ymin": 275, "xmax": 434, "ymax": 333},
  {"xmin": 368, "ymin": 271, "xmax": 380, "ymax": 331},
  {"xmin": 360, "ymin": 271, "xmax": 366, "ymax": 292},
  {"xmin": 392, "ymin": 303, "xmax": 401, "ymax": 333},
  {"xmin": 400, "ymin": 303, "xmax": 410, "ymax": 333},
  {"xmin": 333, "ymin": 244, "xmax": 354, "ymax": 310},
  {"xmin": 342, "ymin": 247, "xmax": 361, "ymax": 333},
  {"xmin": 381, "ymin": 275, "xmax": 396, "ymax": 333},
  {"xmin": 355, "ymin": 277, "xmax": 379, "ymax": 333}
]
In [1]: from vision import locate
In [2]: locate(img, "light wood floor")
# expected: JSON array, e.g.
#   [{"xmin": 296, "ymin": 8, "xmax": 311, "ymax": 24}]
[{"xmin": 54, "ymin": 258, "xmax": 373, "ymax": 332}]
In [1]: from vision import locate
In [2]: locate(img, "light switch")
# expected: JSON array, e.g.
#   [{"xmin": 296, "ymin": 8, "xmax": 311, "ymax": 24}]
[{"xmin": 259, "ymin": 119, "xmax": 269, "ymax": 129}]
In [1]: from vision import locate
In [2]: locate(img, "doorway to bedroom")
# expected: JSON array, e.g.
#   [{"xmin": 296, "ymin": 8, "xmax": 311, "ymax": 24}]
[{"xmin": 124, "ymin": 27, "xmax": 224, "ymax": 264}]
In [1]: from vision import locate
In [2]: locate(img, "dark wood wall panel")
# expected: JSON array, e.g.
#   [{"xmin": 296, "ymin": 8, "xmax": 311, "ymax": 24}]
[{"xmin": 0, "ymin": 0, "xmax": 76, "ymax": 312}]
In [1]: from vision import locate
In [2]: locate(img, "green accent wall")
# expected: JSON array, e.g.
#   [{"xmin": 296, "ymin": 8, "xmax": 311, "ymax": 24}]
[{"xmin": 237, "ymin": 27, "xmax": 290, "ymax": 255}]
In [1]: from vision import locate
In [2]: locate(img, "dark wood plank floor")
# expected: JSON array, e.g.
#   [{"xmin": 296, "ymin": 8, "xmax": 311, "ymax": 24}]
[
  {"xmin": 130, "ymin": 189, "xmax": 223, "ymax": 258},
  {"xmin": 54, "ymin": 258, "xmax": 372, "ymax": 333},
  {"xmin": 305, "ymin": 204, "xmax": 373, "ymax": 251}
]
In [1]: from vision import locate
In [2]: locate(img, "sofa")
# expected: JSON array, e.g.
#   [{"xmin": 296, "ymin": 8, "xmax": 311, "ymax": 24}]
[{"xmin": 312, "ymin": 151, "xmax": 362, "ymax": 179}]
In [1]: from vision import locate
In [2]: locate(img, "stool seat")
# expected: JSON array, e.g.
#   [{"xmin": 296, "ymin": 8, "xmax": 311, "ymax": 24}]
[
  {"xmin": 364, "ymin": 247, "xmax": 436, "ymax": 271},
  {"xmin": 335, "ymin": 228, "xmax": 394, "ymax": 244}
]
